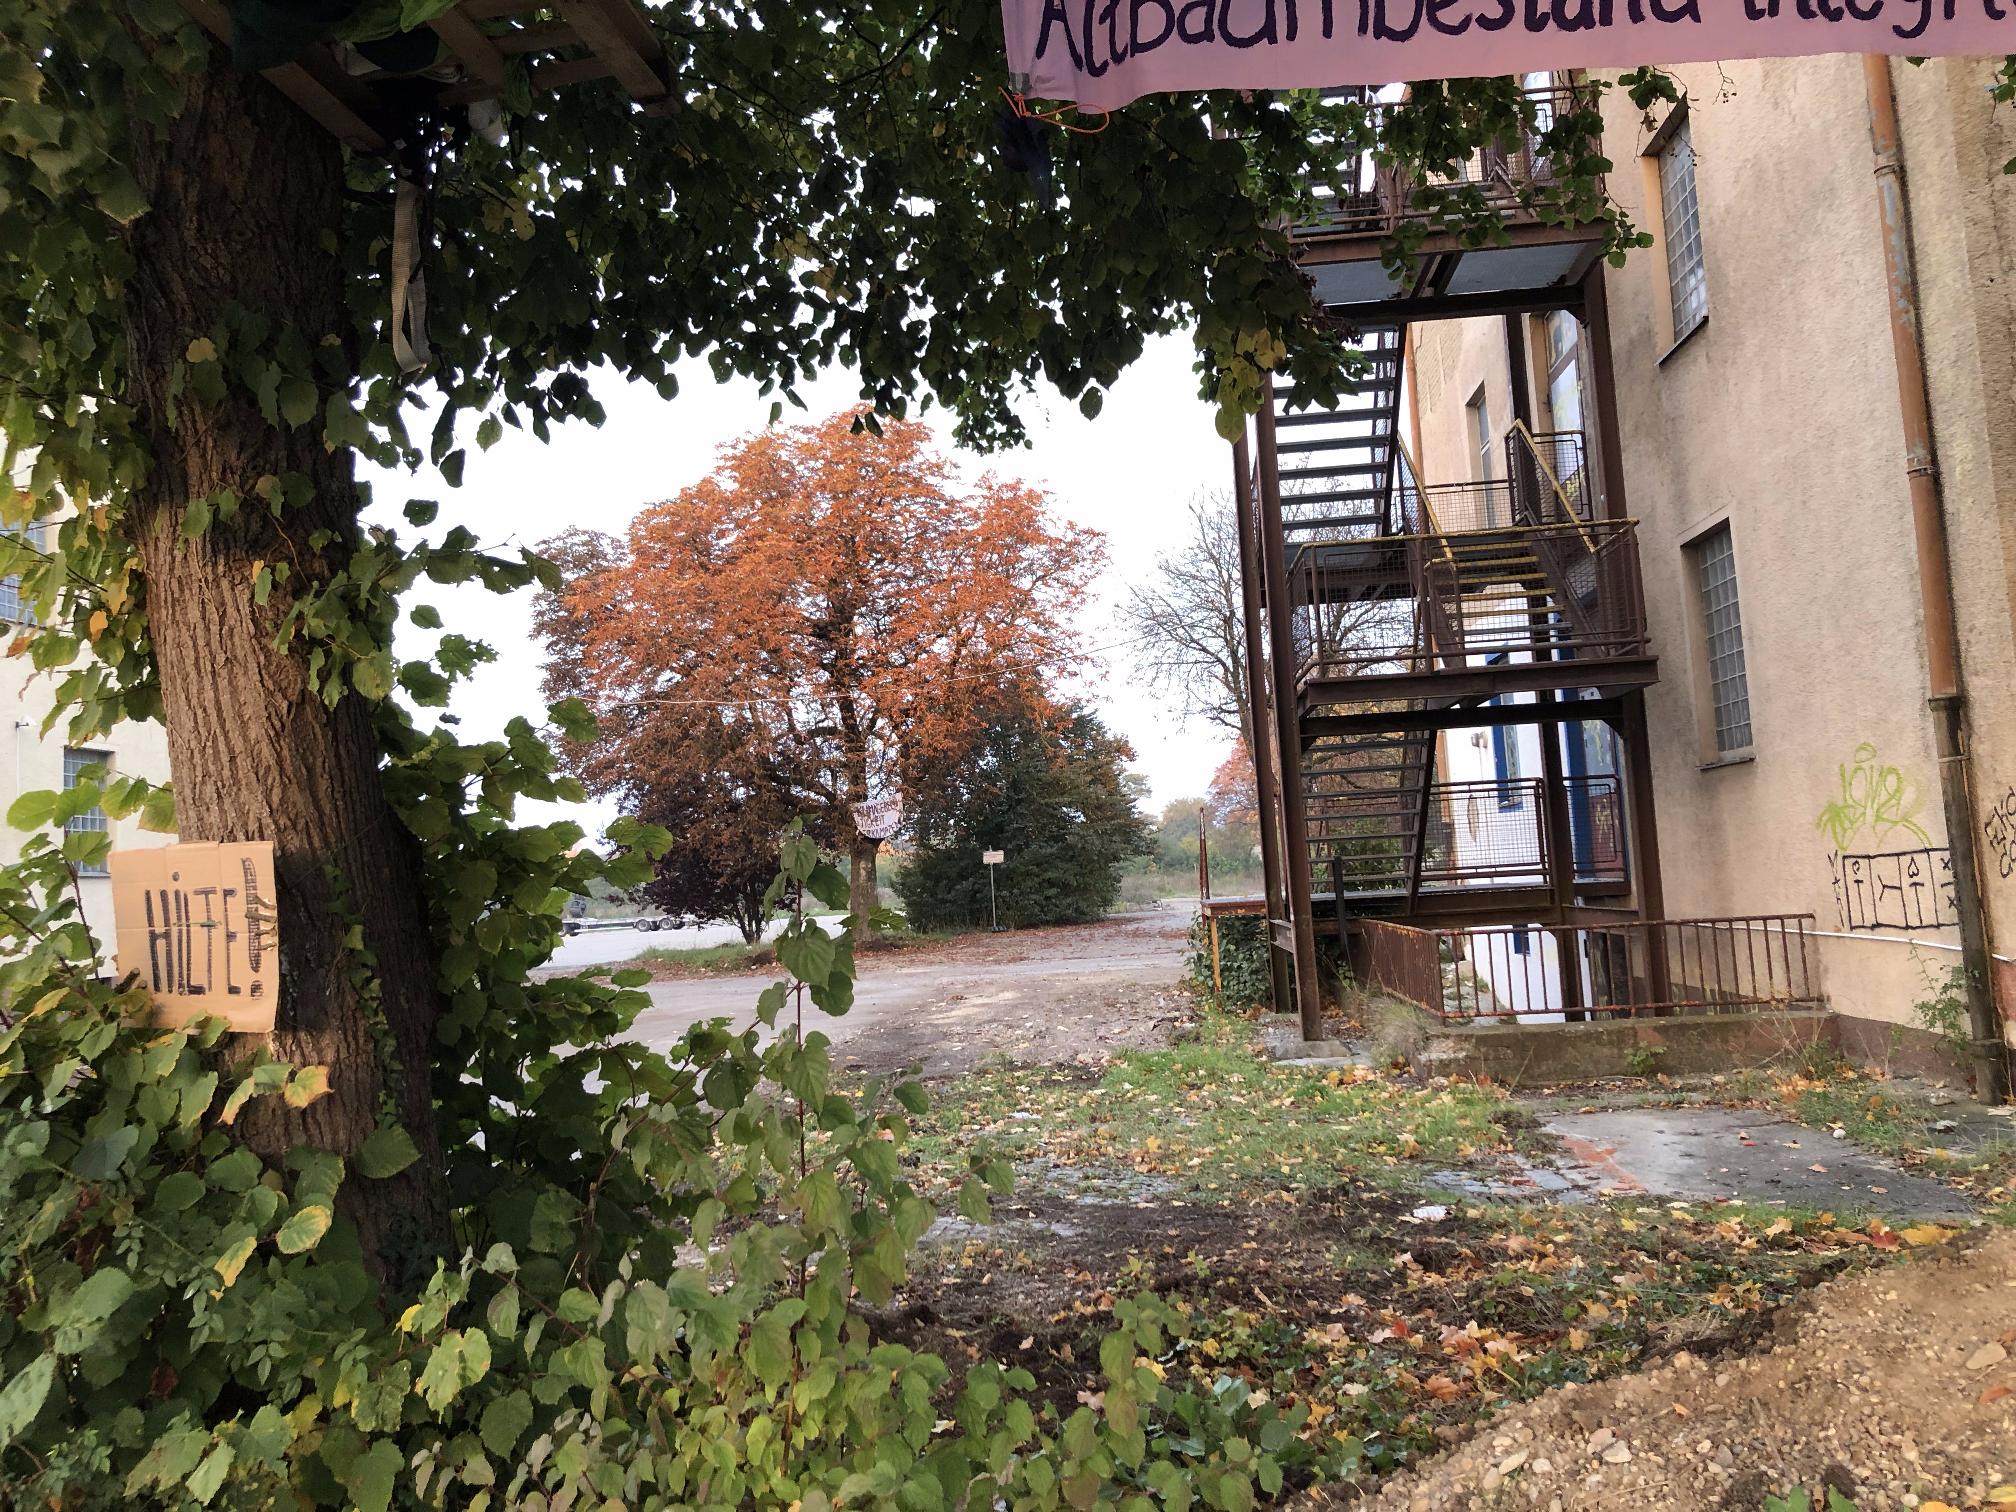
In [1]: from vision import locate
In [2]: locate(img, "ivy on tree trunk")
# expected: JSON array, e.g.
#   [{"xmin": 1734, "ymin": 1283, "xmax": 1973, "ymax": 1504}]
[{"xmin": 124, "ymin": 49, "xmax": 450, "ymax": 1277}]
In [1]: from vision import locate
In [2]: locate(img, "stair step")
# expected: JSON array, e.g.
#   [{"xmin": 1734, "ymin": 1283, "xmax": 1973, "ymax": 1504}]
[
  {"xmin": 1278, "ymin": 461, "xmax": 1386, "ymax": 483},
  {"xmin": 1276, "ymin": 436, "xmax": 1388, "ymax": 458},
  {"xmin": 1284, "ymin": 514, "xmax": 1386, "ymax": 534},
  {"xmin": 1274, "ymin": 407, "xmax": 1389, "ymax": 428},
  {"xmin": 1284, "ymin": 489, "xmax": 1387, "ymax": 509}
]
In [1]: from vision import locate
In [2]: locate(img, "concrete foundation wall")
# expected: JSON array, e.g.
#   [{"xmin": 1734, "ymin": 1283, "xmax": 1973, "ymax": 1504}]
[{"xmin": 1410, "ymin": 1008, "xmax": 1834, "ymax": 1085}]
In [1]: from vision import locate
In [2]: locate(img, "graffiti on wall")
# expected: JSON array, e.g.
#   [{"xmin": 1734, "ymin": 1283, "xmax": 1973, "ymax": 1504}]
[
  {"xmin": 1814, "ymin": 742, "xmax": 1930, "ymax": 851},
  {"xmin": 1983, "ymin": 785, "xmax": 2016, "ymax": 881},
  {"xmin": 1829, "ymin": 848, "xmax": 1960, "ymax": 932},
  {"xmin": 1816, "ymin": 743, "xmax": 1955, "ymax": 932}
]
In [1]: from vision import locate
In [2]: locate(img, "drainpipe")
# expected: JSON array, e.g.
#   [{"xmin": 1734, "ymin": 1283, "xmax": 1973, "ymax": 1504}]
[{"xmin": 1863, "ymin": 55, "xmax": 2009, "ymax": 1105}]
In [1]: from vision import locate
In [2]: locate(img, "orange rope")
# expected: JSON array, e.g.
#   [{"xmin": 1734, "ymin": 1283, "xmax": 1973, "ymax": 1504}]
[{"xmin": 997, "ymin": 85, "xmax": 1109, "ymax": 136}]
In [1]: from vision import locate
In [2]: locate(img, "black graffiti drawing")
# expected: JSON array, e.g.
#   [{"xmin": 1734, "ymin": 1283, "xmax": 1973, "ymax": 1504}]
[
  {"xmin": 141, "ymin": 867, "xmax": 271, "ymax": 999},
  {"xmin": 1829, "ymin": 847, "xmax": 1960, "ymax": 932},
  {"xmin": 1983, "ymin": 786, "xmax": 2016, "ymax": 880}
]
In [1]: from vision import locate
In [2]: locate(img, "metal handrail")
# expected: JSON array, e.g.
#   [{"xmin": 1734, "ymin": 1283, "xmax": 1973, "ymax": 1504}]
[
  {"xmin": 1507, "ymin": 419, "xmax": 1596, "ymax": 553},
  {"xmin": 1294, "ymin": 84, "xmax": 1598, "ymax": 239}
]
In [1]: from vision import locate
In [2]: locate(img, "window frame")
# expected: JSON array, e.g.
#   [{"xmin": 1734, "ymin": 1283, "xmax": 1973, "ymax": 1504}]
[
  {"xmin": 1685, "ymin": 522, "xmax": 1754, "ymax": 763},
  {"xmin": 0, "ymin": 521, "xmax": 46, "ymax": 625},
  {"xmin": 1467, "ymin": 385, "xmax": 1494, "ymax": 484},
  {"xmin": 1648, "ymin": 107, "xmax": 1708, "ymax": 347},
  {"xmin": 61, "ymin": 746, "xmax": 113, "ymax": 877}
]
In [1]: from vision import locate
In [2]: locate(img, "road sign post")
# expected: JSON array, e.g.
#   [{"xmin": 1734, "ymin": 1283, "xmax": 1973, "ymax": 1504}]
[{"xmin": 981, "ymin": 849, "xmax": 1005, "ymax": 932}]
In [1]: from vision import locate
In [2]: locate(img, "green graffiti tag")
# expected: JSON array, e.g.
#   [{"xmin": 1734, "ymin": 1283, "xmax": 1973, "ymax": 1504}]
[{"xmin": 1815, "ymin": 741, "xmax": 1932, "ymax": 851}]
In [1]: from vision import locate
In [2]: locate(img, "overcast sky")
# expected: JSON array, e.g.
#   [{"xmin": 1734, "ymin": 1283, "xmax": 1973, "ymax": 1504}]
[{"xmin": 360, "ymin": 330, "xmax": 1235, "ymax": 844}]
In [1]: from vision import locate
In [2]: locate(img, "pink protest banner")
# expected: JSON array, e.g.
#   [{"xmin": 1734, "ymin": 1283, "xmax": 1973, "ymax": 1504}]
[{"xmin": 1002, "ymin": 0, "xmax": 2014, "ymax": 108}]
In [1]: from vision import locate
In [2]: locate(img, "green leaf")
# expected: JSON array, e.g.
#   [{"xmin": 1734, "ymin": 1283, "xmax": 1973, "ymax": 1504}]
[
  {"xmin": 776, "ymin": 925, "xmax": 834, "ymax": 987},
  {"xmin": 892, "ymin": 1081, "xmax": 929, "ymax": 1115},
  {"xmin": 418, "ymin": 1330, "xmax": 483, "ymax": 1412},
  {"xmin": 530, "ymin": 1189, "xmax": 581, "ymax": 1254},
  {"xmin": 549, "ymin": 696, "xmax": 597, "ymax": 742},
  {"xmin": 152, "ymin": 1170, "xmax": 205, "ymax": 1212},
  {"xmin": 356, "ymin": 1124, "xmax": 420, "ymax": 1179},
  {"xmin": 55, "ymin": 1269, "xmax": 134, "ymax": 1355},
  {"xmin": 6, "ymin": 790, "xmax": 55, "ymax": 829},
  {"xmin": 187, "ymin": 1441, "xmax": 234, "ymax": 1506},
  {"xmin": 0, "ymin": 1356, "xmax": 56, "ymax": 1449},
  {"xmin": 748, "ymin": 1308, "xmax": 794, "ymax": 1391},
  {"xmin": 278, "ymin": 376, "xmax": 317, "ymax": 428},
  {"xmin": 72, "ymin": 1123, "xmax": 139, "ymax": 1179},
  {"xmin": 275, "ymin": 1203, "xmax": 333, "ymax": 1254},
  {"xmin": 403, "ymin": 497, "xmax": 439, "ymax": 527},
  {"xmin": 350, "ymin": 655, "xmax": 393, "ymax": 701},
  {"xmin": 796, "ymin": 1169, "xmax": 845, "ymax": 1233},
  {"xmin": 138, "ymin": 784, "xmax": 176, "ymax": 832},
  {"xmin": 956, "ymin": 1178, "xmax": 992, "ymax": 1224},
  {"xmin": 343, "ymin": 1438, "xmax": 401, "ymax": 1512},
  {"xmin": 480, "ymin": 1389, "xmax": 534, "ymax": 1457}
]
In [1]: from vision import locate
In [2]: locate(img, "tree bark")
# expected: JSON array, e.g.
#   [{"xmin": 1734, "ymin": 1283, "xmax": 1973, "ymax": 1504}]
[
  {"xmin": 125, "ymin": 44, "xmax": 450, "ymax": 1282},
  {"xmin": 848, "ymin": 837, "xmax": 879, "ymax": 928}
]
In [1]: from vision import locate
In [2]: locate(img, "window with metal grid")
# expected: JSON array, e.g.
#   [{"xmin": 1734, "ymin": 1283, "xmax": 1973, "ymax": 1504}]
[
  {"xmin": 0, "ymin": 523, "xmax": 45, "ymax": 624},
  {"xmin": 1659, "ymin": 116, "xmax": 1708, "ymax": 341},
  {"xmin": 1693, "ymin": 526, "xmax": 1751, "ymax": 754},
  {"xmin": 62, "ymin": 746, "xmax": 112, "ymax": 875}
]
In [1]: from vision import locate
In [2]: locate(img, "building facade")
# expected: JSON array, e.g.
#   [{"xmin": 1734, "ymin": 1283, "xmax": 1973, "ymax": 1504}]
[
  {"xmin": 1223, "ymin": 57, "xmax": 2016, "ymax": 1084},
  {"xmin": 0, "ymin": 514, "xmax": 176, "ymax": 951},
  {"xmin": 1405, "ymin": 54, "xmax": 2016, "ymax": 1064}
]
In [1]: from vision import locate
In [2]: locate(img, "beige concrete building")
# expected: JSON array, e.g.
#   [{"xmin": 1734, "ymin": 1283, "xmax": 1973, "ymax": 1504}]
[
  {"xmin": 0, "ymin": 511, "xmax": 176, "ymax": 951},
  {"xmin": 1397, "ymin": 55, "xmax": 2016, "ymax": 1064}
]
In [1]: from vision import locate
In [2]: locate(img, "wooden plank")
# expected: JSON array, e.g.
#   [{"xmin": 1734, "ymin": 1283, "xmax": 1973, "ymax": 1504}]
[
  {"xmin": 428, "ymin": 9, "xmax": 507, "ymax": 88},
  {"xmin": 495, "ymin": 21, "xmax": 581, "ymax": 55},
  {"xmin": 462, "ymin": 0, "xmax": 546, "ymax": 18},
  {"xmin": 598, "ymin": 0, "xmax": 666, "ymax": 62},
  {"xmin": 179, "ymin": 0, "xmax": 388, "ymax": 151},
  {"xmin": 557, "ymin": 0, "xmax": 667, "ymax": 99}
]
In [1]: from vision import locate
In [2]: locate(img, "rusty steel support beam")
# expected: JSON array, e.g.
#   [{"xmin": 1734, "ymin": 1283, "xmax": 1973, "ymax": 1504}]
[
  {"xmin": 1864, "ymin": 55, "xmax": 2008, "ymax": 1104},
  {"xmin": 1581, "ymin": 263, "xmax": 1631, "ymax": 522},
  {"xmin": 1256, "ymin": 377, "xmax": 1326, "ymax": 1041},
  {"xmin": 1617, "ymin": 692, "xmax": 1670, "ymax": 1007},
  {"xmin": 1231, "ymin": 430, "xmax": 1291, "ymax": 1017}
]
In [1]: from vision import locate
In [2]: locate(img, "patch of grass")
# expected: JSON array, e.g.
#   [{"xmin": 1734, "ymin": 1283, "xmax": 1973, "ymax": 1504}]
[
  {"xmin": 879, "ymin": 1013, "xmax": 1978, "ymax": 1503},
  {"xmin": 1780, "ymin": 1076, "xmax": 2016, "ymax": 1189},
  {"xmin": 627, "ymin": 939, "xmax": 778, "ymax": 974},
  {"xmin": 907, "ymin": 1013, "xmax": 1530, "ymax": 1200},
  {"xmin": 616, "ymin": 924, "xmax": 967, "ymax": 978}
]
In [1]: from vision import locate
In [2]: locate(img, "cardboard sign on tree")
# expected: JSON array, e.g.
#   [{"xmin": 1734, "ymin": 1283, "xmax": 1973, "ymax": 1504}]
[{"xmin": 110, "ymin": 842, "xmax": 280, "ymax": 1031}]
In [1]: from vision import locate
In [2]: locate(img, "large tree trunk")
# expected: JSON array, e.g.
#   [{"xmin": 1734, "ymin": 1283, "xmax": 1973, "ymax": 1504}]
[
  {"xmin": 125, "ymin": 45, "xmax": 450, "ymax": 1283},
  {"xmin": 848, "ymin": 838, "xmax": 879, "ymax": 929}
]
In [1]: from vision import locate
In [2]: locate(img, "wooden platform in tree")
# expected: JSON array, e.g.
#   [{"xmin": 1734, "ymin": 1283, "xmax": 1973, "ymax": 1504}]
[{"xmin": 178, "ymin": 0, "xmax": 672, "ymax": 152}]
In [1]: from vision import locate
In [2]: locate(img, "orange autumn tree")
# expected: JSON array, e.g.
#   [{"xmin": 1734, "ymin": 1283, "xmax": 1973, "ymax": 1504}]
[{"xmin": 535, "ymin": 412, "xmax": 1103, "ymax": 923}]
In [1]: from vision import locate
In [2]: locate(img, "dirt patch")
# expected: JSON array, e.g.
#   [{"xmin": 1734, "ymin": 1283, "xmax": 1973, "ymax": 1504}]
[
  {"xmin": 1314, "ymin": 1233, "xmax": 2016, "ymax": 1511},
  {"xmin": 834, "ymin": 975, "xmax": 1200, "ymax": 1078}
]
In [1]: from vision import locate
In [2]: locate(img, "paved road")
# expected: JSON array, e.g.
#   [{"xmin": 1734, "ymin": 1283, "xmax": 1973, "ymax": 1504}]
[{"xmin": 625, "ymin": 901, "xmax": 1197, "ymax": 1077}]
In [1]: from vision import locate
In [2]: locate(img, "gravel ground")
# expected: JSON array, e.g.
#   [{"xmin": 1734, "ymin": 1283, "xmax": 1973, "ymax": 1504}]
[{"xmin": 1313, "ymin": 1234, "xmax": 2016, "ymax": 1512}]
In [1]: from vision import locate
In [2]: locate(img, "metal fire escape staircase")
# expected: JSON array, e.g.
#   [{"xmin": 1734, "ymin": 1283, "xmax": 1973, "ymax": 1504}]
[
  {"xmin": 1283, "ymin": 391, "xmax": 1653, "ymax": 917},
  {"xmin": 1268, "ymin": 326, "xmax": 1448, "ymax": 911}
]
